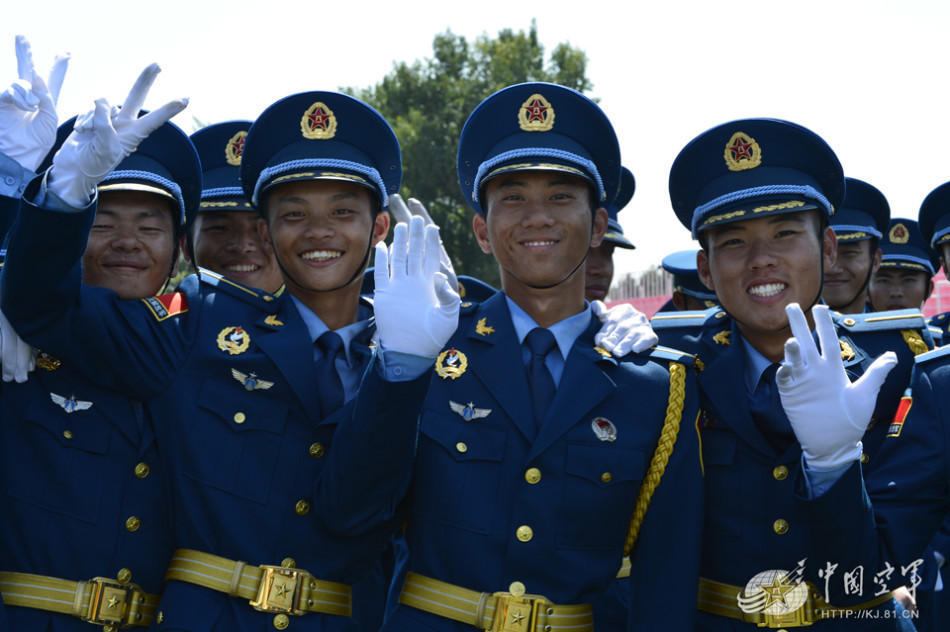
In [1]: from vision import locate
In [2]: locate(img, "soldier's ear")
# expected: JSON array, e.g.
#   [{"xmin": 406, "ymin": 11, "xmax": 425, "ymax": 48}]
[
  {"xmin": 472, "ymin": 214, "xmax": 492, "ymax": 255},
  {"xmin": 697, "ymin": 249, "xmax": 715, "ymax": 293},
  {"xmin": 258, "ymin": 217, "xmax": 272, "ymax": 246}
]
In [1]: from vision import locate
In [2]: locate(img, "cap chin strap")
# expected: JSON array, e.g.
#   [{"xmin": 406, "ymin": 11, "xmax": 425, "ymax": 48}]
[{"xmin": 271, "ymin": 224, "xmax": 374, "ymax": 295}]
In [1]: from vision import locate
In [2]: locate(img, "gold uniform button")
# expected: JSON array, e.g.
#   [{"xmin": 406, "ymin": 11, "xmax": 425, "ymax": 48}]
[
  {"xmin": 773, "ymin": 519, "xmax": 789, "ymax": 535},
  {"xmin": 62, "ymin": 430, "xmax": 73, "ymax": 440},
  {"xmin": 281, "ymin": 557, "xmax": 296, "ymax": 569},
  {"xmin": 309, "ymin": 442, "xmax": 325, "ymax": 458},
  {"xmin": 772, "ymin": 465, "xmax": 789, "ymax": 481},
  {"xmin": 134, "ymin": 463, "xmax": 150, "ymax": 479},
  {"xmin": 715, "ymin": 311, "xmax": 726, "ymax": 319},
  {"xmin": 156, "ymin": 611, "xmax": 164, "ymax": 624},
  {"xmin": 600, "ymin": 472, "xmax": 612, "ymax": 483},
  {"xmin": 861, "ymin": 453, "xmax": 870, "ymax": 464},
  {"xmin": 524, "ymin": 468, "xmax": 542, "ymax": 484},
  {"xmin": 516, "ymin": 525, "xmax": 534, "ymax": 542},
  {"xmin": 843, "ymin": 318, "xmax": 856, "ymax": 327},
  {"xmin": 273, "ymin": 613, "xmax": 290, "ymax": 630},
  {"xmin": 116, "ymin": 568, "xmax": 132, "ymax": 583},
  {"xmin": 508, "ymin": 581, "xmax": 526, "ymax": 597},
  {"xmin": 456, "ymin": 442, "xmax": 468, "ymax": 453},
  {"xmin": 125, "ymin": 516, "xmax": 141, "ymax": 532},
  {"xmin": 233, "ymin": 412, "xmax": 246, "ymax": 424},
  {"xmin": 295, "ymin": 500, "xmax": 311, "ymax": 516}
]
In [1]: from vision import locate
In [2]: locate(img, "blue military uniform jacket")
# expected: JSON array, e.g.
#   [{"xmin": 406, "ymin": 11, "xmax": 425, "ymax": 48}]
[
  {"xmin": 0, "ymin": 192, "xmax": 431, "ymax": 632},
  {"xmin": 652, "ymin": 307, "xmax": 930, "ymax": 629},
  {"xmin": 927, "ymin": 312, "xmax": 949, "ymax": 345},
  {"xmin": 322, "ymin": 291, "xmax": 705, "ymax": 631}
]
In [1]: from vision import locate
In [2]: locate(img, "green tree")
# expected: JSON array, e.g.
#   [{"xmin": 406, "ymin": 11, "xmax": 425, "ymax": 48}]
[{"xmin": 348, "ymin": 22, "xmax": 593, "ymax": 286}]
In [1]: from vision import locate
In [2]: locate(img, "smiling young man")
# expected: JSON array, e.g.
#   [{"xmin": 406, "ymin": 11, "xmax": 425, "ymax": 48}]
[
  {"xmin": 185, "ymin": 121, "xmax": 283, "ymax": 293},
  {"xmin": 655, "ymin": 118, "xmax": 928, "ymax": 630},
  {"xmin": 319, "ymin": 82, "xmax": 704, "ymax": 632},
  {"xmin": 1, "ymin": 78, "xmax": 459, "ymax": 632},
  {"xmin": 868, "ymin": 218, "xmax": 939, "ymax": 314},
  {"xmin": 822, "ymin": 178, "xmax": 888, "ymax": 314}
]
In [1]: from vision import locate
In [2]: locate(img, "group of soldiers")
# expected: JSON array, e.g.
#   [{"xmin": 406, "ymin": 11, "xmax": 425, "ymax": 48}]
[{"xmin": 1, "ymin": 33, "xmax": 950, "ymax": 632}]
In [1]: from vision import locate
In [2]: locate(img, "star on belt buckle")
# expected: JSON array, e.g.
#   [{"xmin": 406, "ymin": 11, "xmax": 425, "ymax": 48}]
[
  {"xmin": 81, "ymin": 576, "xmax": 138, "ymax": 628},
  {"xmin": 250, "ymin": 565, "xmax": 306, "ymax": 616},
  {"xmin": 489, "ymin": 589, "xmax": 546, "ymax": 632}
]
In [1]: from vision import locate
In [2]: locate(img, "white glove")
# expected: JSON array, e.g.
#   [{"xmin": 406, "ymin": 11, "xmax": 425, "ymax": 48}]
[
  {"xmin": 0, "ymin": 306, "xmax": 34, "ymax": 383},
  {"xmin": 48, "ymin": 64, "xmax": 188, "ymax": 207},
  {"xmin": 592, "ymin": 300, "xmax": 657, "ymax": 355},
  {"xmin": 777, "ymin": 303, "xmax": 897, "ymax": 470},
  {"xmin": 388, "ymin": 193, "xmax": 458, "ymax": 292},
  {"xmin": 0, "ymin": 35, "xmax": 70, "ymax": 171},
  {"xmin": 374, "ymin": 216, "xmax": 459, "ymax": 358}
]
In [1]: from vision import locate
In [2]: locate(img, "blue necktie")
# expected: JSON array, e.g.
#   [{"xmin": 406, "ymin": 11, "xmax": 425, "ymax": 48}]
[
  {"xmin": 316, "ymin": 330, "xmax": 345, "ymax": 417},
  {"xmin": 525, "ymin": 327, "xmax": 557, "ymax": 429},
  {"xmin": 749, "ymin": 363, "xmax": 795, "ymax": 452}
]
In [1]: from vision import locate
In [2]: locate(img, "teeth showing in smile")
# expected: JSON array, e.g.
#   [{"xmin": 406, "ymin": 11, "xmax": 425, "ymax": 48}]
[
  {"xmin": 302, "ymin": 250, "xmax": 342, "ymax": 261},
  {"xmin": 523, "ymin": 240, "xmax": 556, "ymax": 247},
  {"xmin": 748, "ymin": 283, "xmax": 786, "ymax": 297},
  {"xmin": 227, "ymin": 264, "xmax": 261, "ymax": 272}
]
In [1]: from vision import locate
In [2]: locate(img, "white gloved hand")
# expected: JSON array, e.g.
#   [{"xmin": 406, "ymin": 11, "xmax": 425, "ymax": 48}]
[
  {"xmin": 48, "ymin": 64, "xmax": 188, "ymax": 207},
  {"xmin": 777, "ymin": 303, "xmax": 897, "ymax": 470},
  {"xmin": 374, "ymin": 216, "xmax": 459, "ymax": 358},
  {"xmin": 388, "ymin": 193, "xmax": 458, "ymax": 292},
  {"xmin": 592, "ymin": 300, "xmax": 657, "ymax": 355},
  {"xmin": 0, "ymin": 306, "xmax": 34, "ymax": 383},
  {"xmin": 0, "ymin": 35, "xmax": 70, "ymax": 171}
]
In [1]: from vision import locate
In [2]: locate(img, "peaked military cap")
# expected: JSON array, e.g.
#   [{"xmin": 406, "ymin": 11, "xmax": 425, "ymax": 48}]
[
  {"xmin": 918, "ymin": 181, "xmax": 950, "ymax": 251},
  {"xmin": 603, "ymin": 166, "xmax": 635, "ymax": 249},
  {"xmin": 880, "ymin": 218, "xmax": 939, "ymax": 275},
  {"xmin": 669, "ymin": 118, "xmax": 844, "ymax": 238},
  {"xmin": 661, "ymin": 249, "xmax": 717, "ymax": 302},
  {"xmin": 241, "ymin": 91, "xmax": 401, "ymax": 210},
  {"xmin": 832, "ymin": 177, "xmax": 889, "ymax": 242},
  {"xmin": 457, "ymin": 82, "xmax": 621, "ymax": 215},
  {"xmin": 190, "ymin": 121, "xmax": 254, "ymax": 214},
  {"xmin": 42, "ymin": 114, "xmax": 202, "ymax": 228}
]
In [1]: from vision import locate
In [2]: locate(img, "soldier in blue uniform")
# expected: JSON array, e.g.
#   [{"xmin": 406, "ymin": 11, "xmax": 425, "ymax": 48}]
[
  {"xmin": 868, "ymin": 219, "xmax": 939, "ymax": 314},
  {"xmin": 655, "ymin": 118, "xmax": 920, "ymax": 628},
  {"xmin": 822, "ymin": 177, "xmax": 888, "ymax": 314},
  {"xmin": 319, "ymin": 82, "xmax": 705, "ymax": 632},
  {"xmin": 585, "ymin": 165, "xmax": 635, "ymax": 302},
  {"xmin": 185, "ymin": 121, "xmax": 283, "ymax": 293},
  {"xmin": 919, "ymin": 182, "xmax": 950, "ymax": 341},
  {"xmin": 654, "ymin": 249, "xmax": 719, "ymax": 314},
  {"xmin": 0, "ymin": 70, "xmax": 462, "ymax": 632}
]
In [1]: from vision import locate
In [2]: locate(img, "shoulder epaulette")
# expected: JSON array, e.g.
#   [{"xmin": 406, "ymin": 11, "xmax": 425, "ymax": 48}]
[
  {"xmin": 641, "ymin": 344, "xmax": 698, "ymax": 368},
  {"xmin": 928, "ymin": 312, "xmax": 950, "ymax": 326},
  {"xmin": 834, "ymin": 309, "xmax": 926, "ymax": 333},
  {"xmin": 928, "ymin": 325, "xmax": 943, "ymax": 337},
  {"xmin": 198, "ymin": 267, "xmax": 279, "ymax": 306},
  {"xmin": 651, "ymin": 306, "xmax": 725, "ymax": 330},
  {"xmin": 141, "ymin": 292, "xmax": 188, "ymax": 321},
  {"xmin": 914, "ymin": 345, "xmax": 950, "ymax": 366}
]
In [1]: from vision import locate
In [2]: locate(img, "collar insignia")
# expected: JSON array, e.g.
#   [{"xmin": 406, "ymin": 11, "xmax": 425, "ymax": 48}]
[
  {"xmin": 217, "ymin": 326, "xmax": 251, "ymax": 355},
  {"xmin": 713, "ymin": 330, "xmax": 731, "ymax": 346},
  {"xmin": 518, "ymin": 93, "xmax": 555, "ymax": 132},
  {"xmin": 231, "ymin": 368, "xmax": 274, "ymax": 391},
  {"xmin": 450, "ymin": 400, "xmax": 492, "ymax": 421},
  {"xmin": 225, "ymin": 131, "xmax": 246, "ymax": 166},
  {"xmin": 724, "ymin": 131, "xmax": 762, "ymax": 172},
  {"xmin": 435, "ymin": 348, "xmax": 468, "ymax": 380},
  {"xmin": 51, "ymin": 392, "xmax": 93, "ymax": 413},
  {"xmin": 839, "ymin": 339, "xmax": 855, "ymax": 362},
  {"xmin": 264, "ymin": 314, "xmax": 284, "ymax": 327},
  {"xmin": 36, "ymin": 351, "xmax": 62, "ymax": 371},
  {"xmin": 593, "ymin": 346, "xmax": 612, "ymax": 358},
  {"xmin": 301, "ymin": 101, "xmax": 337, "ymax": 140},
  {"xmin": 591, "ymin": 417, "xmax": 617, "ymax": 442},
  {"xmin": 475, "ymin": 317, "xmax": 495, "ymax": 337}
]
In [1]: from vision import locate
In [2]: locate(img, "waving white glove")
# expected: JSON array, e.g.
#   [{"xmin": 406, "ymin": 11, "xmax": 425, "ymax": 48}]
[
  {"xmin": 777, "ymin": 303, "xmax": 897, "ymax": 470},
  {"xmin": 591, "ymin": 300, "xmax": 657, "ymax": 355},
  {"xmin": 388, "ymin": 193, "xmax": 458, "ymax": 292},
  {"xmin": 0, "ymin": 35, "xmax": 70, "ymax": 171},
  {"xmin": 48, "ymin": 64, "xmax": 188, "ymax": 207},
  {"xmin": 374, "ymin": 216, "xmax": 459, "ymax": 358},
  {"xmin": 0, "ymin": 306, "xmax": 34, "ymax": 383}
]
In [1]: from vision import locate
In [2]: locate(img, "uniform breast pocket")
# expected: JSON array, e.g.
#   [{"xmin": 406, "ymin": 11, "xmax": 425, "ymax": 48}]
[
  {"xmin": 5, "ymin": 397, "xmax": 112, "ymax": 524},
  {"xmin": 183, "ymin": 379, "xmax": 289, "ymax": 504},
  {"xmin": 414, "ymin": 413, "xmax": 507, "ymax": 534},
  {"xmin": 700, "ymin": 428, "xmax": 743, "ymax": 538},
  {"xmin": 557, "ymin": 443, "xmax": 645, "ymax": 550}
]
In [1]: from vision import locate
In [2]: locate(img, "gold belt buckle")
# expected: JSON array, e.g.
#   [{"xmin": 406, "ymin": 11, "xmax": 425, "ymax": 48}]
[
  {"xmin": 82, "ymin": 576, "xmax": 140, "ymax": 629},
  {"xmin": 756, "ymin": 590, "xmax": 817, "ymax": 628},
  {"xmin": 489, "ymin": 592, "xmax": 547, "ymax": 632},
  {"xmin": 249, "ymin": 565, "xmax": 306, "ymax": 616}
]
